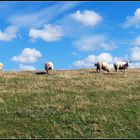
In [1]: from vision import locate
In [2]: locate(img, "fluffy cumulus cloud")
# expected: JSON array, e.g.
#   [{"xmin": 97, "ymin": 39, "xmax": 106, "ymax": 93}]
[
  {"xmin": 0, "ymin": 26, "xmax": 18, "ymax": 41},
  {"xmin": 12, "ymin": 48, "xmax": 42, "ymax": 63},
  {"xmin": 19, "ymin": 64, "xmax": 36, "ymax": 70},
  {"xmin": 74, "ymin": 35, "xmax": 117, "ymax": 51},
  {"xmin": 71, "ymin": 10, "xmax": 102, "ymax": 27},
  {"xmin": 73, "ymin": 52, "xmax": 133, "ymax": 68},
  {"xmin": 124, "ymin": 8, "xmax": 140, "ymax": 28},
  {"xmin": 73, "ymin": 52, "xmax": 113, "ymax": 68},
  {"xmin": 29, "ymin": 24, "xmax": 63, "ymax": 42}
]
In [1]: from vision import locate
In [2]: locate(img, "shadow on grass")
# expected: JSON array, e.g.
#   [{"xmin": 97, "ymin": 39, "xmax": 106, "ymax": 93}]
[
  {"xmin": 34, "ymin": 71, "xmax": 47, "ymax": 75},
  {"xmin": 103, "ymin": 72, "xmax": 127, "ymax": 76},
  {"xmin": 88, "ymin": 70, "xmax": 121, "ymax": 75}
]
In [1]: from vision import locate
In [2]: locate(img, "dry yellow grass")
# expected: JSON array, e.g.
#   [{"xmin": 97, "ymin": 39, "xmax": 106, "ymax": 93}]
[{"xmin": 0, "ymin": 68, "xmax": 140, "ymax": 138}]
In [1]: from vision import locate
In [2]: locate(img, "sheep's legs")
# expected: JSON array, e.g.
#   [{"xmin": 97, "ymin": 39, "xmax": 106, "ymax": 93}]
[
  {"xmin": 123, "ymin": 69, "xmax": 126, "ymax": 75},
  {"xmin": 45, "ymin": 69, "xmax": 49, "ymax": 74},
  {"xmin": 114, "ymin": 65, "xmax": 117, "ymax": 73},
  {"xmin": 47, "ymin": 70, "xmax": 49, "ymax": 74},
  {"xmin": 115, "ymin": 68, "xmax": 119, "ymax": 74},
  {"xmin": 107, "ymin": 70, "xmax": 110, "ymax": 74},
  {"xmin": 96, "ymin": 68, "xmax": 99, "ymax": 73}
]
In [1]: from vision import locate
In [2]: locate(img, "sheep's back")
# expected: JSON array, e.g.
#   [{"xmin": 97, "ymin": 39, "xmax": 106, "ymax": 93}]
[
  {"xmin": 100, "ymin": 62, "xmax": 109, "ymax": 67},
  {"xmin": 45, "ymin": 62, "xmax": 54, "ymax": 70},
  {"xmin": 115, "ymin": 61, "xmax": 126, "ymax": 66}
]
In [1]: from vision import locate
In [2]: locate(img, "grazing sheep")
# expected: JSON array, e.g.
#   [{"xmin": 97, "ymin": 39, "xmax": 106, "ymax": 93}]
[
  {"xmin": 0, "ymin": 63, "xmax": 3, "ymax": 76},
  {"xmin": 94, "ymin": 61, "xmax": 110, "ymax": 73},
  {"xmin": 44, "ymin": 62, "xmax": 54, "ymax": 74},
  {"xmin": 114, "ymin": 61, "xmax": 131, "ymax": 74}
]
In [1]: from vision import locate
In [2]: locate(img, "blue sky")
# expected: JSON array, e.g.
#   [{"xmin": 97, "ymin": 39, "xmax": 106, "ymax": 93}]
[{"xmin": 1, "ymin": 1, "xmax": 140, "ymax": 71}]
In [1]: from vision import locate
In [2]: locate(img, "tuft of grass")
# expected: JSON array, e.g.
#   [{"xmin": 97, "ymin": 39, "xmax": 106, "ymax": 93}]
[{"xmin": 0, "ymin": 69, "xmax": 140, "ymax": 138}]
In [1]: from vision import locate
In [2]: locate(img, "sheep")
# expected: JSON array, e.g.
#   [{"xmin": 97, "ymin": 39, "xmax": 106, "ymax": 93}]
[
  {"xmin": 94, "ymin": 61, "xmax": 110, "ymax": 73},
  {"xmin": 0, "ymin": 63, "xmax": 3, "ymax": 76},
  {"xmin": 114, "ymin": 61, "xmax": 131, "ymax": 74},
  {"xmin": 44, "ymin": 62, "xmax": 54, "ymax": 74}
]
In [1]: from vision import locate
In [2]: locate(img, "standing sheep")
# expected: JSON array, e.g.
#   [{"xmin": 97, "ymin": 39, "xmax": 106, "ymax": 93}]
[
  {"xmin": 0, "ymin": 63, "xmax": 3, "ymax": 76},
  {"xmin": 44, "ymin": 62, "xmax": 54, "ymax": 74},
  {"xmin": 94, "ymin": 61, "xmax": 110, "ymax": 73},
  {"xmin": 114, "ymin": 61, "xmax": 131, "ymax": 74}
]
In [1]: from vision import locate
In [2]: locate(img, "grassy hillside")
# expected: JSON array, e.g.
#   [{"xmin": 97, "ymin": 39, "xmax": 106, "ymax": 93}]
[{"xmin": 0, "ymin": 69, "xmax": 140, "ymax": 138}]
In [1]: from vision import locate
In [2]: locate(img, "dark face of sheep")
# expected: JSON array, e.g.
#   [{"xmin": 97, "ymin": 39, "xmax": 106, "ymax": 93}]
[
  {"xmin": 48, "ymin": 67, "xmax": 52, "ymax": 70},
  {"xmin": 94, "ymin": 63, "xmax": 97, "ymax": 67},
  {"xmin": 125, "ymin": 62, "xmax": 129, "ymax": 67},
  {"xmin": 122, "ymin": 62, "xmax": 129, "ymax": 69}
]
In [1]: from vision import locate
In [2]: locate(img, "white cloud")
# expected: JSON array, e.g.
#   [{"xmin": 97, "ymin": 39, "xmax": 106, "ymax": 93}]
[
  {"xmin": 131, "ymin": 46, "xmax": 140, "ymax": 61},
  {"xmin": 130, "ymin": 37, "xmax": 140, "ymax": 67},
  {"xmin": 132, "ymin": 36, "xmax": 140, "ymax": 46},
  {"xmin": 124, "ymin": 8, "xmax": 140, "ymax": 28},
  {"xmin": 19, "ymin": 64, "xmax": 36, "ymax": 71},
  {"xmin": 71, "ymin": 52, "xmax": 79, "ymax": 56},
  {"xmin": 120, "ymin": 46, "xmax": 140, "ymax": 68},
  {"xmin": 100, "ymin": 42, "xmax": 117, "ymax": 51},
  {"xmin": 73, "ymin": 51, "xmax": 140, "ymax": 68},
  {"xmin": 29, "ymin": 24, "xmax": 63, "ymax": 42},
  {"xmin": 113, "ymin": 56, "xmax": 123, "ymax": 62},
  {"xmin": 71, "ymin": 10, "xmax": 102, "ymax": 27},
  {"xmin": 9, "ymin": 2, "xmax": 80, "ymax": 28},
  {"xmin": 130, "ymin": 62, "xmax": 140, "ymax": 68},
  {"xmin": 74, "ymin": 35, "xmax": 117, "ymax": 51},
  {"xmin": 0, "ymin": 26, "xmax": 17, "ymax": 41},
  {"xmin": 12, "ymin": 48, "xmax": 42, "ymax": 63},
  {"xmin": 73, "ymin": 52, "xmax": 113, "ymax": 68}
]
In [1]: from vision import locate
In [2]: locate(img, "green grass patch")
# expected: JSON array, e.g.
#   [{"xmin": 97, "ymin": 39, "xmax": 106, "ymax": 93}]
[{"xmin": 0, "ymin": 69, "xmax": 140, "ymax": 138}]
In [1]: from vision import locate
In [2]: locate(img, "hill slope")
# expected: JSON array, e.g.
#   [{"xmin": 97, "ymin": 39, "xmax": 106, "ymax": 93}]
[{"xmin": 0, "ymin": 69, "xmax": 140, "ymax": 138}]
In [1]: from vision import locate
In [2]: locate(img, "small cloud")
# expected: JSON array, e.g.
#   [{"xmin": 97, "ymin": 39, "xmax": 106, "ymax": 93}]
[
  {"xmin": 73, "ymin": 52, "xmax": 113, "ymax": 68},
  {"xmin": 100, "ymin": 41, "xmax": 117, "ymax": 51},
  {"xmin": 130, "ymin": 62, "xmax": 140, "ymax": 68},
  {"xmin": 131, "ymin": 46, "xmax": 140, "ymax": 61},
  {"xmin": 19, "ymin": 64, "xmax": 36, "ymax": 70},
  {"xmin": 71, "ymin": 10, "xmax": 102, "ymax": 27},
  {"xmin": 12, "ymin": 48, "xmax": 42, "ymax": 63},
  {"xmin": 113, "ymin": 56, "xmax": 123, "ymax": 62},
  {"xmin": 71, "ymin": 52, "xmax": 79, "ymax": 56},
  {"xmin": 124, "ymin": 8, "xmax": 140, "ymax": 28},
  {"xmin": 29, "ymin": 24, "xmax": 63, "ymax": 42},
  {"xmin": 74, "ymin": 35, "xmax": 117, "ymax": 51},
  {"xmin": 132, "ymin": 36, "xmax": 140, "ymax": 46},
  {"xmin": 0, "ymin": 26, "xmax": 18, "ymax": 41}
]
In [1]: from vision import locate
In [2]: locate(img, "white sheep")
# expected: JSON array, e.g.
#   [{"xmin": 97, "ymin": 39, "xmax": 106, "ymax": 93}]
[
  {"xmin": 0, "ymin": 63, "xmax": 3, "ymax": 76},
  {"xmin": 94, "ymin": 61, "xmax": 110, "ymax": 73},
  {"xmin": 44, "ymin": 62, "xmax": 54, "ymax": 74},
  {"xmin": 114, "ymin": 61, "xmax": 131, "ymax": 74}
]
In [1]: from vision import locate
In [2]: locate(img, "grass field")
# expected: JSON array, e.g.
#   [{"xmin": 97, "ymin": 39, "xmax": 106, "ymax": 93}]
[{"xmin": 0, "ymin": 69, "xmax": 140, "ymax": 138}]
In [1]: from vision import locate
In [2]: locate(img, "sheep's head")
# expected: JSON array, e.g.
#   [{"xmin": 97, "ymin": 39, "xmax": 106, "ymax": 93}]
[
  {"xmin": 94, "ymin": 63, "xmax": 97, "ymax": 67},
  {"xmin": 125, "ymin": 62, "xmax": 129, "ymax": 68},
  {"xmin": 126, "ymin": 61, "xmax": 132, "ymax": 67}
]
